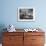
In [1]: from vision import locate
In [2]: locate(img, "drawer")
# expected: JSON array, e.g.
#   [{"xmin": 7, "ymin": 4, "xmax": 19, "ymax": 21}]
[
  {"xmin": 3, "ymin": 43, "xmax": 23, "ymax": 46},
  {"xmin": 3, "ymin": 44, "xmax": 15, "ymax": 46},
  {"xmin": 31, "ymin": 44, "xmax": 44, "ymax": 46},
  {"xmin": 24, "ymin": 32, "xmax": 44, "ymax": 36},
  {"xmin": 3, "ymin": 35, "xmax": 23, "ymax": 44},
  {"xmin": 32, "ymin": 36, "xmax": 45, "ymax": 44},
  {"xmin": 3, "ymin": 32, "xmax": 23, "ymax": 36}
]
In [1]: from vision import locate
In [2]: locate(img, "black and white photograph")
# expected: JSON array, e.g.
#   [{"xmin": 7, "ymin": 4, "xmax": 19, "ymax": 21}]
[{"xmin": 18, "ymin": 7, "xmax": 35, "ymax": 21}]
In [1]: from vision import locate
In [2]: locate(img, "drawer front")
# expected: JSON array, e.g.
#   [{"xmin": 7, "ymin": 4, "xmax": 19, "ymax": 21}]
[
  {"xmin": 24, "ymin": 32, "xmax": 44, "ymax": 36},
  {"xmin": 3, "ymin": 32, "xmax": 23, "ymax": 36},
  {"xmin": 3, "ymin": 36, "xmax": 23, "ymax": 44},
  {"xmin": 32, "ymin": 44, "xmax": 44, "ymax": 46},
  {"xmin": 3, "ymin": 43, "xmax": 23, "ymax": 46},
  {"xmin": 32, "ymin": 36, "xmax": 45, "ymax": 44}
]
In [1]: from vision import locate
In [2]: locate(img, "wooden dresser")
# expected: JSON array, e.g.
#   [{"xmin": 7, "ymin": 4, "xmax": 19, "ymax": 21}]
[{"xmin": 2, "ymin": 31, "xmax": 45, "ymax": 46}]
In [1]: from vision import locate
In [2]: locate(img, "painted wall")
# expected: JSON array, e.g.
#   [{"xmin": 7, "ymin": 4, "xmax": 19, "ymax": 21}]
[{"xmin": 0, "ymin": 0, "xmax": 46, "ymax": 31}]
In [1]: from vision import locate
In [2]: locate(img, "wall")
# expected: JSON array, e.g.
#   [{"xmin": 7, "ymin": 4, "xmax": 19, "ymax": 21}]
[
  {"xmin": 0, "ymin": 0, "xmax": 46, "ymax": 30},
  {"xmin": 0, "ymin": 0, "xmax": 46, "ymax": 44}
]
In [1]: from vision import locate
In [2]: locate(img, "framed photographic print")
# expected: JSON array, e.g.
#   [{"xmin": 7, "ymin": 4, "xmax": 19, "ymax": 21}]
[{"xmin": 18, "ymin": 7, "xmax": 35, "ymax": 21}]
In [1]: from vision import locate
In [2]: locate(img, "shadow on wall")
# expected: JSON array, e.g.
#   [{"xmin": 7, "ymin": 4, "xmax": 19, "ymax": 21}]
[{"xmin": 0, "ymin": 24, "xmax": 7, "ymax": 43}]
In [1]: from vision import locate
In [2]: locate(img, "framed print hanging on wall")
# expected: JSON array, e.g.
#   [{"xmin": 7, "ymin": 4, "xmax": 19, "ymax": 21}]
[{"xmin": 18, "ymin": 7, "xmax": 35, "ymax": 21}]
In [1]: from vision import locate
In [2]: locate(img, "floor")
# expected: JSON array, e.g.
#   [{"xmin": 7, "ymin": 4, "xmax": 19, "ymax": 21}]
[{"xmin": 0, "ymin": 44, "xmax": 2, "ymax": 46}]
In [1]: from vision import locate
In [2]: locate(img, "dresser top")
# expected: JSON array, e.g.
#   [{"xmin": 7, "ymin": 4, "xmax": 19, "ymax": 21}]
[
  {"xmin": 16, "ymin": 29, "xmax": 44, "ymax": 32},
  {"xmin": 4, "ymin": 29, "xmax": 44, "ymax": 33}
]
